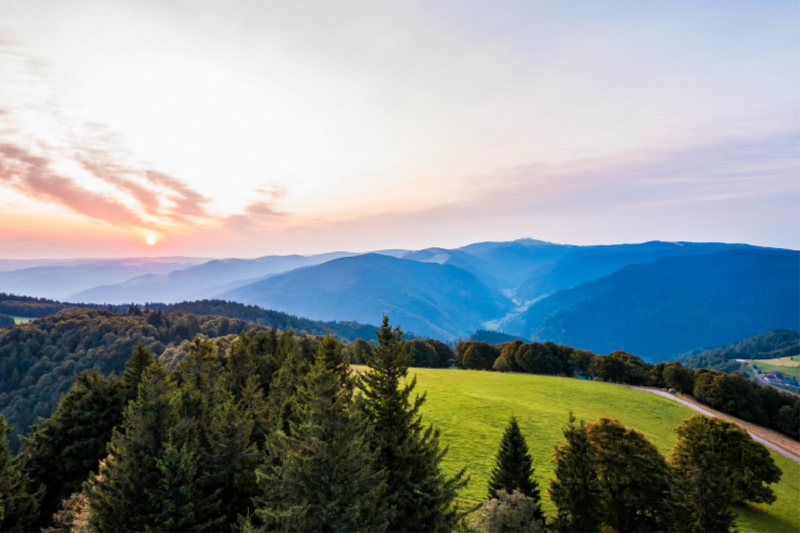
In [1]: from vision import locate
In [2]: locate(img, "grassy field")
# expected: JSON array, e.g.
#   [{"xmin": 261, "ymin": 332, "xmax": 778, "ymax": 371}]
[
  {"xmin": 758, "ymin": 356, "xmax": 800, "ymax": 368},
  {"xmin": 754, "ymin": 361, "xmax": 800, "ymax": 380},
  {"xmin": 11, "ymin": 316, "xmax": 34, "ymax": 324},
  {"xmin": 404, "ymin": 368, "xmax": 799, "ymax": 533}
]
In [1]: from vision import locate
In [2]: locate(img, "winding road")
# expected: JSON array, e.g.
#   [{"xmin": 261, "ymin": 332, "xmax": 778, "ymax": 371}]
[{"xmin": 626, "ymin": 386, "xmax": 800, "ymax": 465}]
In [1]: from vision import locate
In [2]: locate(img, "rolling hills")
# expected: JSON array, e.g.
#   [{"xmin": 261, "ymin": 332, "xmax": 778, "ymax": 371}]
[
  {"xmin": 407, "ymin": 367, "xmax": 799, "ymax": 533},
  {"xmin": 505, "ymin": 249, "xmax": 800, "ymax": 361},
  {"xmin": 222, "ymin": 253, "xmax": 513, "ymax": 340}
]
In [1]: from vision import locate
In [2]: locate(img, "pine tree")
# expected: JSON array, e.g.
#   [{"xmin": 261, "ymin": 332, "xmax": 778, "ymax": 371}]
[
  {"xmin": 548, "ymin": 412, "xmax": 604, "ymax": 533},
  {"xmin": 144, "ymin": 433, "xmax": 224, "ymax": 532},
  {"xmin": 122, "ymin": 343, "xmax": 156, "ymax": 397},
  {"xmin": 22, "ymin": 371, "xmax": 128, "ymax": 529},
  {"xmin": 0, "ymin": 415, "xmax": 44, "ymax": 532},
  {"xmin": 356, "ymin": 315, "xmax": 468, "ymax": 532},
  {"xmin": 254, "ymin": 335, "xmax": 390, "ymax": 532},
  {"xmin": 85, "ymin": 361, "xmax": 181, "ymax": 531},
  {"xmin": 239, "ymin": 376, "xmax": 270, "ymax": 451},
  {"xmin": 488, "ymin": 416, "xmax": 543, "ymax": 521},
  {"xmin": 669, "ymin": 415, "xmax": 736, "ymax": 533}
]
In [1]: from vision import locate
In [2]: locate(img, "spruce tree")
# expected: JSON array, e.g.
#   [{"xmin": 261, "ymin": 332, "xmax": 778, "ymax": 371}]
[
  {"xmin": 254, "ymin": 335, "xmax": 390, "ymax": 532},
  {"xmin": 144, "ymin": 433, "xmax": 224, "ymax": 532},
  {"xmin": 669, "ymin": 415, "xmax": 736, "ymax": 533},
  {"xmin": 85, "ymin": 361, "xmax": 181, "ymax": 531},
  {"xmin": 122, "ymin": 343, "xmax": 157, "ymax": 397},
  {"xmin": 0, "ymin": 415, "xmax": 44, "ymax": 532},
  {"xmin": 22, "ymin": 371, "xmax": 128, "ymax": 529},
  {"xmin": 488, "ymin": 416, "xmax": 543, "ymax": 521},
  {"xmin": 356, "ymin": 315, "xmax": 468, "ymax": 532},
  {"xmin": 548, "ymin": 412, "xmax": 604, "ymax": 533}
]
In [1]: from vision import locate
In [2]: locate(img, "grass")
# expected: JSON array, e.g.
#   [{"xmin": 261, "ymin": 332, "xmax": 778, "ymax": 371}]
[
  {"xmin": 753, "ymin": 361, "xmax": 800, "ymax": 380},
  {"xmin": 402, "ymin": 367, "xmax": 799, "ymax": 533},
  {"xmin": 757, "ymin": 356, "xmax": 800, "ymax": 368},
  {"xmin": 11, "ymin": 316, "xmax": 34, "ymax": 324}
]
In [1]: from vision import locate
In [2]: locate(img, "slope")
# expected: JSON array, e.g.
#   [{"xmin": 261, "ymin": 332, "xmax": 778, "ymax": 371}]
[
  {"xmin": 409, "ymin": 367, "xmax": 799, "ymax": 533},
  {"xmin": 505, "ymin": 250, "xmax": 800, "ymax": 361},
  {"xmin": 222, "ymin": 253, "xmax": 513, "ymax": 340},
  {"xmin": 69, "ymin": 252, "xmax": 355, "ymax": 304}
]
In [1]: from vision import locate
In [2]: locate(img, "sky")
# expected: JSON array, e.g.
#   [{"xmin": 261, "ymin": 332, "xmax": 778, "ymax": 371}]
[{"xmin": 0, "ymin": 0, "xmax": 798, "ymax": 258}]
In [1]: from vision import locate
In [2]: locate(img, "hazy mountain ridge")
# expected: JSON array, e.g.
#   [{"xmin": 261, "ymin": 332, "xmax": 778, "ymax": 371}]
[
  {"xmin": 504, "ymin": 250, "xmax": 800, "ymax": 361},
  {"xmin": 221, "ymin": 253, "xmax": 514, "ymax": 340},
  {"xmin": 3, "ymin": 239, "xmax": 798, "ymax": 360}
]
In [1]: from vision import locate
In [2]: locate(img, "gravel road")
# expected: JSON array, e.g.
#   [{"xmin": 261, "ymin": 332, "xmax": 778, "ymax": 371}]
[{"xmin": 626, "ymin": 385, "xmax": 800, "ymax": 465}]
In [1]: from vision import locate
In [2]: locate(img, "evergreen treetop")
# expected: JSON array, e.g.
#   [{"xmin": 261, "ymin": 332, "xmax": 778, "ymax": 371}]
[
  {"xmin": 488, "ymin": 416, "xmax": 543, "ymax": 522},
  {"xmin": 356, "ymin": 315, "xmax": 468, "ymax": 532}
]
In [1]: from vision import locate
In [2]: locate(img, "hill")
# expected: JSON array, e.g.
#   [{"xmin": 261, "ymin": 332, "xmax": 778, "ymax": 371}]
[
  {"xmin": 222, "ymin": 254, "xmax": 513, "ymax": 340},
  {"xmin": 514, "ymin": 241, "xmax": 758, "ymax": 301},
  {"xmin": 69, "ymin": 252, "xmax": 356, "ymax": 304},
  {"xmin": 466, "ymin": 330, "xmax": 528, "ymax": 344},
  {"xmin": 0, "ymin": 258, "xmax": 204, "ymax": 300},
  {"xmin": 407, "ymin": 367, "xmax": 799, "ymax": 533},
  {"xmin": 681, "ymin": 330, "xmax": 800, "ymax": 373},
  {"xmin": 505, "ymin": 250, "xmax": 800, "ymax": 361}
]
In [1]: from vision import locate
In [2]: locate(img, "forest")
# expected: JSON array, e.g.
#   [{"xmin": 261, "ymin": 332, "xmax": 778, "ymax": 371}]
[
  {"xmin": 0, "ymin": 317, "xmax": 785, "ymax": 533},
  {"xmin": 455, "ymin": 339, "xmax": 800, "ymax": 441}
]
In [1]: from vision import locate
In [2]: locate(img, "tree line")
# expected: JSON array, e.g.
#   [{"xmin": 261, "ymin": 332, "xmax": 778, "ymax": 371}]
[
  {"xmin": 456, "ymin": 339, "xmax": 800, "ymax": 440},
  {"xmin": 0, "ymin": 316, "xmax": 783, "ymax": 532}
]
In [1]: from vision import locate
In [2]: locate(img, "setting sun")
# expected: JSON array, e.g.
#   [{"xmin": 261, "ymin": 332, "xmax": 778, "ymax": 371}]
[{"xmin": 145, "ymin": 234, "xmax": 157, "ymax": 245}]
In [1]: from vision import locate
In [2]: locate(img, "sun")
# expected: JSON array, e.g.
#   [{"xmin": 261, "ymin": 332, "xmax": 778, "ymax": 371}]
[{"xmin": 145, "ymin": 234, "xmax": 157, "ymax": 245}]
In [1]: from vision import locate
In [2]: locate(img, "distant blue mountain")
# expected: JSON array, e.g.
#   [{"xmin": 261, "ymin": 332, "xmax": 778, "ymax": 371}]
[
  {"xmin": 505, "ymin": 249, "xmax": 800, "ymax": 361},
  {"xmin": 221, "ymin": 253, "xmax": 514, "ymax": 340}
]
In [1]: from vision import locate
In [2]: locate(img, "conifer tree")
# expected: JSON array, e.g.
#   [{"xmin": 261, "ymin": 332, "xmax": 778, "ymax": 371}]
[
  {"xmin": 239, "ymin": 376, "xmax": 270, "ymax": 450},
  {"xmin": 0, "ymin": 416, "xmax": 44, "ymax": 532},
  {"xmin": 669, "ymin": 415, "xmax": 736, "ymax": 533},
  {"xmin": 356, "ymin": 316, "xmax": 468, "ymax": 532},
  {"xmin": 488, "ymin": 416, "xmax": 543, "ymax": 521},
  {"xmin": 122, "ymin": 343, "xmax": 156, "ymax": 397},
  {"xmin": 22, "ymin": 371, "xmax": 127, "ymax": 529},
  {"xmin": 144, "ymin": 433, "xmax": 224, "ymax": 532},
  {"xmin": 548, "ymin": 412, "xmax": 604, "ymax": 533},
  {"xmin": 254, "ymin": 335, "xmax": 390, "ymax": 532},
  {"xmin": 85, "ymin": 361, "xmax": 182, "ymax": 531}
]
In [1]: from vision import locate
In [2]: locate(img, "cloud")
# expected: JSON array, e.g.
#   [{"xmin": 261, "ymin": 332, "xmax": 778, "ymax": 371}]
[{"xmin": 0, "ymin": 142, "xmax": 146, "ymax": 226}]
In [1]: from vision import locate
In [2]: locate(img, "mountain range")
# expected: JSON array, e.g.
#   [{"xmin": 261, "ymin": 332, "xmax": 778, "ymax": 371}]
[{"xmin": 3, "ymin": 239, "xmax": 797, "ymax": 360}]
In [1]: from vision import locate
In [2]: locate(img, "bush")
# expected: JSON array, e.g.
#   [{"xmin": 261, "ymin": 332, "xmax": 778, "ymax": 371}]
[{"xmin": 475, "ymin": 489, "xmax": 544, "ymax": 533}]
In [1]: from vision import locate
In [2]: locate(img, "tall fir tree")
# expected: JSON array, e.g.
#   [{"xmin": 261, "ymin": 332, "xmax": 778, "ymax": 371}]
[
  {"xmin": 122, "ymin": 343, "xmax": 157, "ymax": 397},
  {"xmin": 669, "ymin": 415, "xmax": 736, "ymax": 533},
  {"xmin": 547, "ymin": 412, "xmax": 604, "ymax": 533},
  {"xmin": 22, "ymin": 371, "xmax": 128, "ymax": 529},
  {"xmin": 254, "ymin": 335, "xmax": 390, "ymax": 532},
  {"xmin": 85, "ymin": 361, "xmax": 183, "ymax": 531},
  {"xmin": 356, "ymin": 315, "xmax": 468, "ymax": 532},
  {"xmin": 0, "ymin": 415, "xmax": 44, "ymax": 532},
  {"xmin": 487, "ymin": 416, "xmax": 543, "ymax": 522},
  {"xmin": 587, "ymin": 417, "xmax": 675, "ymax": 532},
  {"xmin": 144, "ymin": 433, "xmax": 225, "ymax": 532}
]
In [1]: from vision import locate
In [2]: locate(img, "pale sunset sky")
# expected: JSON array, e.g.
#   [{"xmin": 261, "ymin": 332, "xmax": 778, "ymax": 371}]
[{"xmin": 0, "ymin": 1, "xmax": 798, "ymax": 258}]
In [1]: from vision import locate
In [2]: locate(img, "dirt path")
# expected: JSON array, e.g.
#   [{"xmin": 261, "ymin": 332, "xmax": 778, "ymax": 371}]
[{"xmin": 626, "ymin": 385, "xmax": 800, "ymax": 465}]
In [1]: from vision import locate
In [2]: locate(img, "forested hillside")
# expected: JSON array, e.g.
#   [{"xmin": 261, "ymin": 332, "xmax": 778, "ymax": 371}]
[
  {"xmin": 0, "ymin": 309, "xmax": 259, "ymax": 451},
  {"xmin": 223, "ymin": 253, "xmax": 513, "ymax": 340},
  {"xmin": 506, "ymin": 250, "xmax": 800, "ymax": 360},
  {"xmin": 681, "ymin": 330, "xmax": 800, "ymax": 373}
]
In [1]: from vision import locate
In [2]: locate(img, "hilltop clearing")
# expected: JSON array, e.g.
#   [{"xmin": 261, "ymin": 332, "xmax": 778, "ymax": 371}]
[{"xmin": 406, "ymin": 368, "xmax": 799, "ymax": 533}]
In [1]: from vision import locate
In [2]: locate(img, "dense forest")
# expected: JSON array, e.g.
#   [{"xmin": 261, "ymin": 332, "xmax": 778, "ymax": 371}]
[
  {"xmin": 679, "ymin": 329, "xmax": 800, "ymax": 373},
  {"xmin": 456, "ymin": 339, "xmax": 800, "ymax": 440},
  {"xmin": 0, "ymin": 317, "xmax": 784, "ymax": 532},
  {"xmin": 0, "ymin": 294, "xmax": 385, "ymax": 340}
]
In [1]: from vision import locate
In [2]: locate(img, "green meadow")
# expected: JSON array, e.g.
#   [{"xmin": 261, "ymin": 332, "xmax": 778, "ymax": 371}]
[
  {"xmin": 12, "ymin": 316, "xmax": 34, "ymax": 324},
  {"xmin": 407, "ymin": 368, "xmax": 799, "ymax": 533},
  {"xmin": 754, "ymin": 361, "xmax": 800, "ymax": 380}
]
